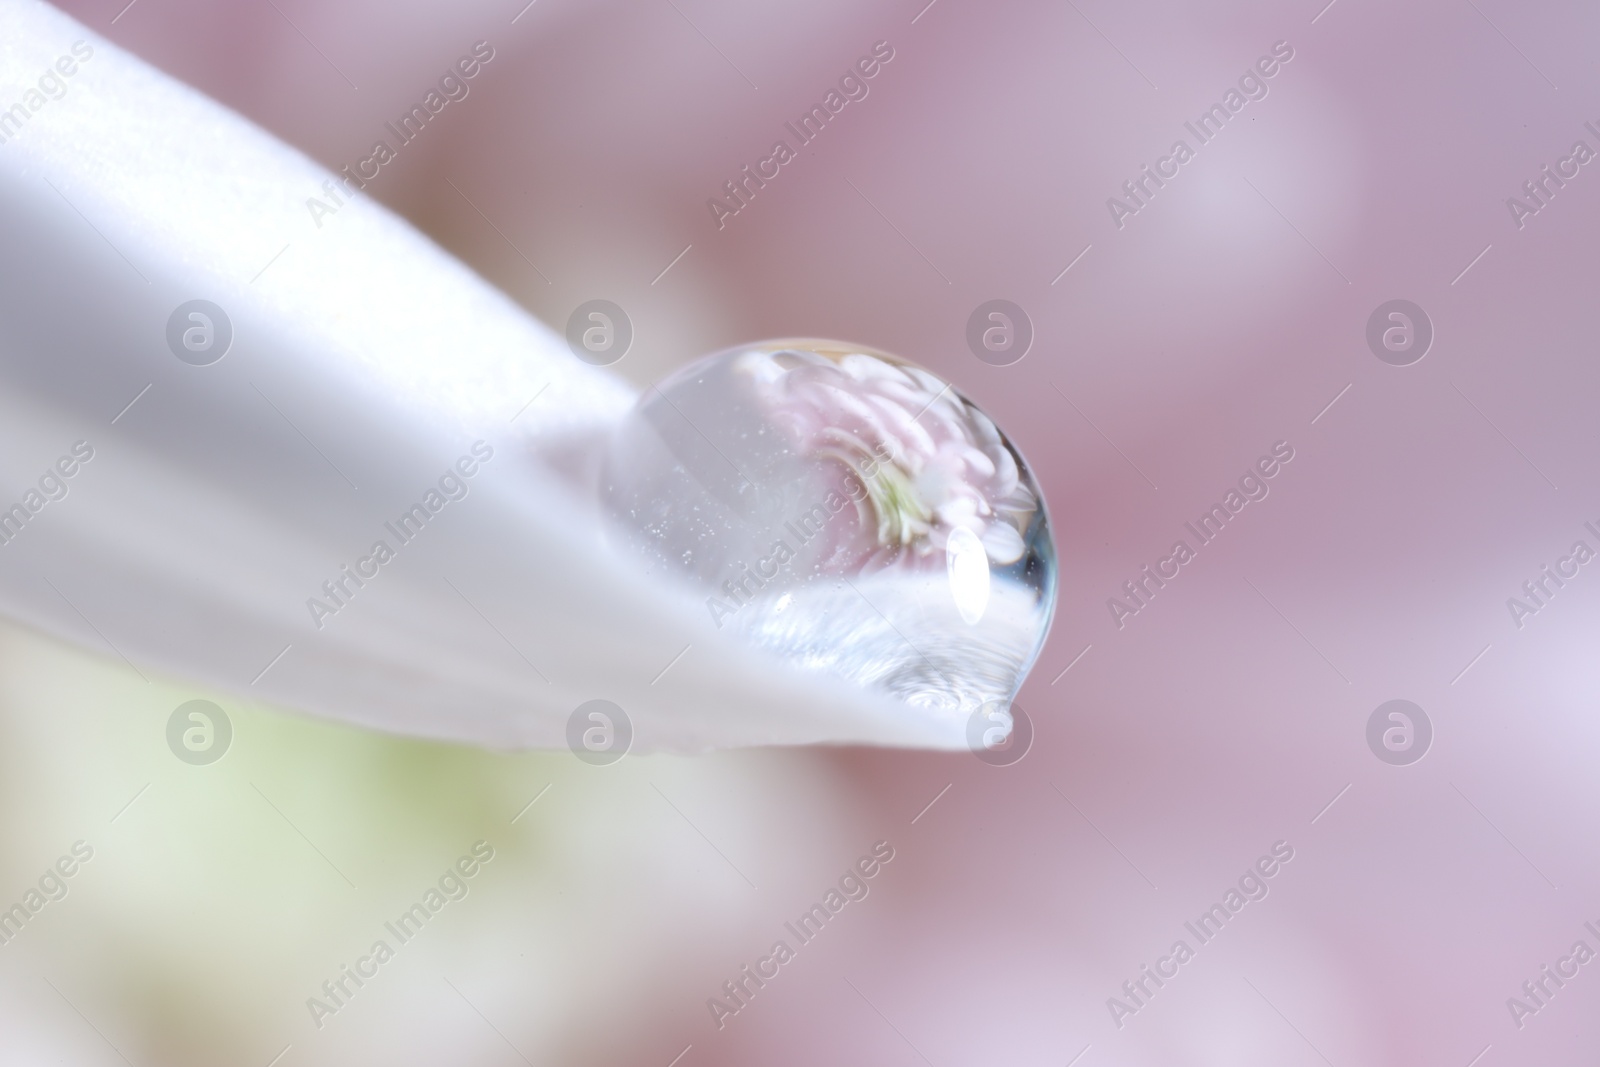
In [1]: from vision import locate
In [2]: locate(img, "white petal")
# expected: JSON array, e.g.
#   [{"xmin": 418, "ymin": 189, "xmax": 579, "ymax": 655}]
[{"xmin": 0, "ymin": 0, "xmax": 966, "ymax": 752}]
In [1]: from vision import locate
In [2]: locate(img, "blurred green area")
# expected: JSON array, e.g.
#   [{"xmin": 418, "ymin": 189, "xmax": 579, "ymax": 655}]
[{"xmin": 0, "ymin": 620, "xmax": 861, "ymax": 1065}]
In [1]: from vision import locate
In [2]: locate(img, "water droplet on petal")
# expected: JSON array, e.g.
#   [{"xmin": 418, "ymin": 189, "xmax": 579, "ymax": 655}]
[{"xmin": 600, "ymin": 339, "xmax": 1056, "ymax": 719}]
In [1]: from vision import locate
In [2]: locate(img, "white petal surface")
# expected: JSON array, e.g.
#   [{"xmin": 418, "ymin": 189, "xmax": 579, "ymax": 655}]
[{"xmin": 0, "ymin": 0, "xmax": 964, "ymax": 751}]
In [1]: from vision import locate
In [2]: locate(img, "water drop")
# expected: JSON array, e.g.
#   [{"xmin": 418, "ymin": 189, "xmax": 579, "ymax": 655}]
[{"xmin": 600, "ymin": 340, "xmax": 1056, "ymax": 719}]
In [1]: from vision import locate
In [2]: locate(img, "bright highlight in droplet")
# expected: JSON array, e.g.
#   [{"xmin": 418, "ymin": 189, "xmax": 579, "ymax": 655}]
[{"xmin": 946, "ymin": 525, "xmax": 990, "ymax": 625}]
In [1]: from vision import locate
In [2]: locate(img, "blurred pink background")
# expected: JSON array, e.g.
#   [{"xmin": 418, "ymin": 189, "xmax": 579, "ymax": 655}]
[{"xmin": 32, "ymin": 0, "xmax": 1600, "ymax": 1062}]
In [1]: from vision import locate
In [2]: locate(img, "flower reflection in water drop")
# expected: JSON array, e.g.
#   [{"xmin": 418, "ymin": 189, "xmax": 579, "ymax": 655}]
[{"xmin": 602, "ymin": 340, "xmax": 1055, "ymax": 720}]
